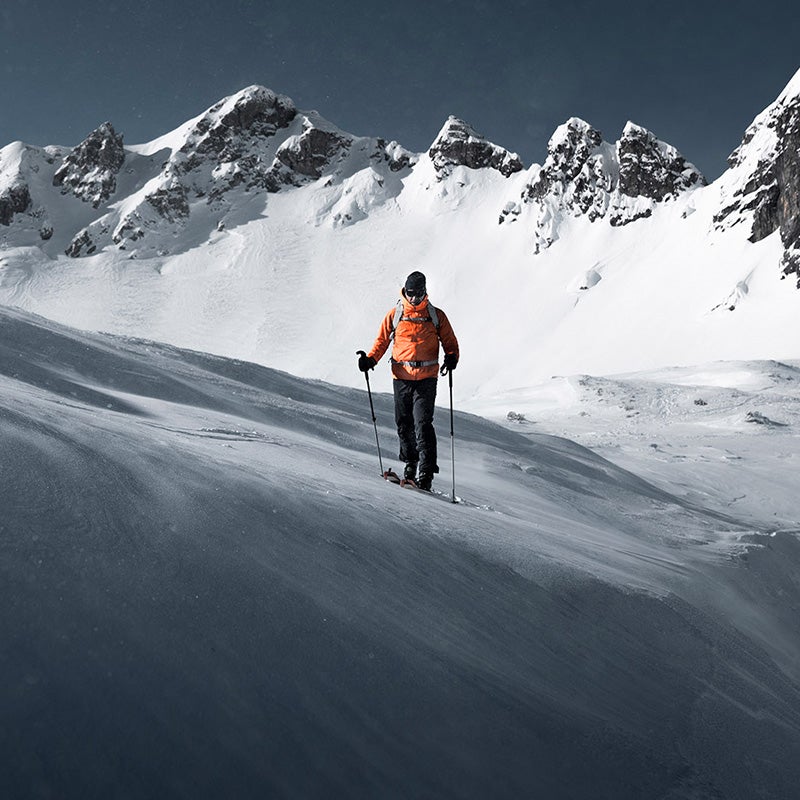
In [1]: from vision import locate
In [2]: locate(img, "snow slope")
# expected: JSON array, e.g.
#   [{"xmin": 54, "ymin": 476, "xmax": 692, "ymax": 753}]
[{"xmin": 2, "ymin": 307, "xmax": 799, "ymax": 799}]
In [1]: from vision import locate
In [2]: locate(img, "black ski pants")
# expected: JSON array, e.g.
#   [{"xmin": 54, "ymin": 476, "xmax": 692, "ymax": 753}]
[{"xmin": 393, "ymin": 377, "xmax": 438, "ymax": 476}]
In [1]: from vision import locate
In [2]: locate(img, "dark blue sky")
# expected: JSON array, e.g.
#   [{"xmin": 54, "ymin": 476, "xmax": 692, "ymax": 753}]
[{"xmin": 2, "ymin": 0, "xmax": 798, "ymax": 179}]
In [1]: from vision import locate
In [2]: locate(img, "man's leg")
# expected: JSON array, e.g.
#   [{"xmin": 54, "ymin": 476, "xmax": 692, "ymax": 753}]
[
  {"xmin": 393, "ymin": 379, "xmax": 418, "ymax": 469},
  {"xmin": 413, "ymin": 378, "xmax": 438, "ymax": 487}
]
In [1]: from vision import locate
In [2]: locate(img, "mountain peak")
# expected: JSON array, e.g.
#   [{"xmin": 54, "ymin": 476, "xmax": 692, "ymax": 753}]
[
  {"xmin": 428, "ymin": 116, "xmax": 524, "ymax": 178},
  {"xmin": 617, "ymin": 121, "xmax": 705, "ymax": 201},
  {"xmin": 52, "ymin": 121, "xmax": 126, "ymax": 207},
  {"xmin": 520, "ymin": 117, "xmax": 704, "ymax": 251},
  {"xmin": 713, "ymin": 68, "xmax": 800, "ymax": 283},
  {"xmin": 173, "ymin": 86, "xmax": 297, "ymax": 170},
  {"xmin": 537, "ymin": 117, "xmax": 604, "ymax": 186}
]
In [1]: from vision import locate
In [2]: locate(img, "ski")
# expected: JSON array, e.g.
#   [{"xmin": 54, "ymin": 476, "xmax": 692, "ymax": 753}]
[
  {"xmin": 383, "ymin": 470, "xmax": 430, "ymax": 492},
  {"xmin": 382, "ymin": 469, "xmax": 461, "ymax": 504}
]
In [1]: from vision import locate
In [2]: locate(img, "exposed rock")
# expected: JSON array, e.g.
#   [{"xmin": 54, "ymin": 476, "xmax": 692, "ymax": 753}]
[
  {"xmin": 713, "ymin": 70, "xmax": 800, "ymax": 285},
  {"xmin": 374, "ymin": 139, "xmax": 414, "ymax": 172},
  {"xmin": 272, "ymin": 124, "xmax": 352, "ymax": 180},
  {"xmin": 0, "ymin": 183, "xmax": 31, "ymax": 225},
  {"xmin": 145, "ymin": 184, "xmax": 190, "ymax": 222},
  {"xmin": 65, "ymin": 229, "xmax": 97, "ymax": 257},
  {"xmin": 172, "ymin": 86, "xmax": 297, "ymax": 191},
  {"xmin": 528, "ymin": 118, "xmax": 605, "ymax": 196},
  {"xmin": 526, "ymin": 119, "xmax": 612, "ymax": 219},
  {"xmin": 53, "ymin": 122, "xmax": 125, "ymax": 207},
  {"xmin": 111, "ymin": 220, "xmax": 144, "ymax": 245},
  {"xmin": 777, "ymin": 101, "xmax": 800, "ymax": 284},
  {"xmin": 521, "ymin": 118, "xmax": 704, "ymax": 251},
  {"xmin": 91, "ymin": 87, "xmax": 299, "ymax": 253},
  {"xmin": 617, "ymin": 123, "xmax": 706, "ymax": 201},
  {"xmin": 498, "ymin": 201, "xmax": 522, "ymax": 225},
  {"xmin": 429, "ymin": 117, "xmax": 523, "ymax": 178}
]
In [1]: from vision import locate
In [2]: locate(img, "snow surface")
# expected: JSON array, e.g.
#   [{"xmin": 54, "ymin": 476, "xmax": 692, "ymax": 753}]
[{"xmin": 2, "ymin": 306, "xmax": 799, "ymax": 798}]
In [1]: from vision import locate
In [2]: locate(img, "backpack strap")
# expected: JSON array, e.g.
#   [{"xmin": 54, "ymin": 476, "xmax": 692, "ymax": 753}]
[
  {"xmin": 390, "ymin": 300, "xmax": 441, "ymax": 341},
  {"xmin": 391, "ymin": 300, "xmax": 403, "ymax": 337}
]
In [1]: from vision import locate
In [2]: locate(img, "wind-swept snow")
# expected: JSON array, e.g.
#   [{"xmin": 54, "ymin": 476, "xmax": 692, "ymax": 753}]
[{"xmin": 2, "ymin": 307, "xmax": 799, "ymax": 799}]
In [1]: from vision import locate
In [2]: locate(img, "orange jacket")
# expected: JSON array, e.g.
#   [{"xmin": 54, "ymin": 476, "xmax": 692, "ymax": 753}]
[{"xmin": 368, "ymin": 290, "xmax": 459, "ymax": 380}]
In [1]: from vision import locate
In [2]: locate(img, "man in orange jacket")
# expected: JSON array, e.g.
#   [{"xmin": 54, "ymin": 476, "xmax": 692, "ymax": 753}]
[{"xmin": 358, "ymin": 271, "xmax": 459, "ymax": 491}]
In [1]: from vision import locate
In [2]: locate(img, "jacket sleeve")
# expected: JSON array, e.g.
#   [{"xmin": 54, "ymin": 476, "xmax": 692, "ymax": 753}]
[
  {"xmin": 366, "ymin": 309, "xmax": 396, "ymax": 363},
  {"xmin": 436, "ymin": 308, "xmax": 459, "ymax": 359}
]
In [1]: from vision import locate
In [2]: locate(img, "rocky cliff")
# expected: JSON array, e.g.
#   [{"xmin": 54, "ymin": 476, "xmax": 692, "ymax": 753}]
[
  {"xmin": 713, "ymin": 70, "xmax": 800, "ymax": 285},
  {"xmin": 429, "ymin": 117, "xmax": 524, "ymax": 178},
  {"xmin": 52, "ymin": 122, "xmax": 125, "ymax": 208},
  {"xmin": 507, "ymin": 117, "xmax": 705, "ymax": 252}
]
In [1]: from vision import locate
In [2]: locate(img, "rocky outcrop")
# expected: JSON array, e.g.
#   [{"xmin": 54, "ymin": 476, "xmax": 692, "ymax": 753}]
[
  {"xmin": 713, "ymin": 70, "xmax": 800, "ymax": 284},
  {"xmin": 53, "ymin": 122, "xmax": 125, "ymax": 207},
  {"xmin": 170, "ymin": 86, "xmax": 297, "ymax": 192},
  {"xmin": 375, "ymin": 139, "xmax": 414, "ymax": 172},
  {"xmin": 65, "ymin": 228, "xmax": 97, "ymax": 257},
  {"xmin": 519, "ymin": 118, "xmax": 704, "ymax": 251},
  {"xmin": 0, "ymin": 143, "xmax": 60, "ymax": 239},
  {"xmin": 145, "ymin": 184, "xmax": 190, "ymax": 222},
  {"xmin": 617, "ymin": 123, "xmax": 706, "ymax": 201},
  {"xmin": 777, "ymin": 105, "xmax": 800, "ymax": 281},
  {"xmin": 429, "ymin": 117, "xmax": 523, "ymax": 178},
  {"xmin": 0, "ymin": 183, "xmax": 31, "ymax": 225},
  {"xmin": 270, "ymin": 122, "xmax": 352, "ymax": 184},
  {"xmin": 525, "ymin": 118, "xmax": 613, "ymax": 220}
]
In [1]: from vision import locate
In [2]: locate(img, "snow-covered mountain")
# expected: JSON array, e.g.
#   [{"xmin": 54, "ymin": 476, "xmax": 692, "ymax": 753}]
[
  {"xmin": 503, "ymin": 116, "xmax": 706, "ymax": 251},
  {"xmin": 0, "ymin": 85, "xmax": 708, "ymax": 259},
  {"xmin": 0, "ymin": 85, "xmax": 415, "ymax": 258},
  {"xmin": 1, "ymin": 70, "xmax": 799, "ymax": 402}
]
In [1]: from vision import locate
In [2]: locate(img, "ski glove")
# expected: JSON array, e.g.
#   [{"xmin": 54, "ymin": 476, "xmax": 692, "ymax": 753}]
[
  {"xmin": 442, "ymin": 353, "xmax": 458, "ymax": 372},
  {"xmin": 358, "ymin": 353, "xmax": 377, "ymax": 372}
]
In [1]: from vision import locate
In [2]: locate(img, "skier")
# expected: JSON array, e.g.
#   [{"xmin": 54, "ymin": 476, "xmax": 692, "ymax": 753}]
[{"xmin": 358, "ymin": 271, "xmax": 459, "ymax": 491}]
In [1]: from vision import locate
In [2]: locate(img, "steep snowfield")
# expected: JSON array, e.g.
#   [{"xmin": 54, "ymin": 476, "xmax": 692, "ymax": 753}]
[{"xmin": 2, "ymin": 307, "xmax": 799, "ymax": 798}]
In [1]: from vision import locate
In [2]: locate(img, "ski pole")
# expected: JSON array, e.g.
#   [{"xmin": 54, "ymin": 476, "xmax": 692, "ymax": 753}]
[
  {"xmin": 442, "ymin": 364, "xmax": 456, "ymax": 503},
  {"xmin": 356, "ymin": 351, "xmax": 384, "ymax": 475}
]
